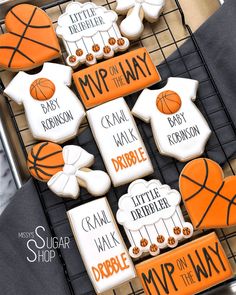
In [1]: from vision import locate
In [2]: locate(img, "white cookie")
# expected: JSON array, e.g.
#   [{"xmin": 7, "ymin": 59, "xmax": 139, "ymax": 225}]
[
  {"xmin": 117, "ymin": 179, "xmax": 193, "ymax": 258},
  {"xmin": 67, "ymin": 197, "xmax": 136, "ymax": 293},
  {"xmin": 132, "ymin": 77, "xmax": 211, "ymax": 161},
  {"xmin": 48, "ymin": 145, "xmax": 111, "ymax": 198},
  {"xmin": 56, "ymin": 2, "xmax": 129, "ymax": 68},
  {"xmin": 4, "ymin": 63, "xmax": 85, "ymax": 144},
  {"xmin": 87, "ymin": 97, "xmax": 154, "ymax": 187},
  {"xmin": 116, "ymin": 0, "xmax": 165, "ymax": 40}
]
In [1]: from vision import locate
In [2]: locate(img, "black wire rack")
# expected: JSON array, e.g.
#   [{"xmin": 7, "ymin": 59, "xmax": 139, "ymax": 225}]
[{"xmin": 0, "ymin": 0, "xmax": 236, "ymax": 294}]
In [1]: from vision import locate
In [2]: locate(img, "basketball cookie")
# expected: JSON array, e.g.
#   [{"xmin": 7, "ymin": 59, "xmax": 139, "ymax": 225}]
[
  {"xmin": 56, "ymin": 2, "xmax": 129, "ymax": 68},
  {"xmin": 116, "ymin": 179, "xmax": 193, "ymax": 258},
  {"xmin": 179, "ymin": 158, "xmax": 236, "ymax": 229},
  {"xmin": 4, "ymin": 63, "xmax": 85, "ymax": 144},
  {"xmin": 156, "ymin": 90, "xmax": 182, "ymax": 114},
  {"xmin": 27, "ymin": 142, "xmax": 64, "ymax": 181},
  {"xmin": 0, "ymin": 4, "xmax": 61, "ymax": 71},
  {"xmin": 27, "ymin": 142, "xmax": 111, "ymax": 199},
  {"xmin": 116, "ymin": 0, "xmax": 165, "ymax": 40},
  {"xmin": 132, "ymin": 77, "xmax": 211, "ymax": 161},
  {"xmin": 30, "ymin": 78, "xmax": 55, "ymax": 101}
]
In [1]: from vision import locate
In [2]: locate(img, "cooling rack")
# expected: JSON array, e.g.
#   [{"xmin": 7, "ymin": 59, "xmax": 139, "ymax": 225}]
[{"xmin": 0, "ymin": 0, "xmax": 235, "ymax": 294}]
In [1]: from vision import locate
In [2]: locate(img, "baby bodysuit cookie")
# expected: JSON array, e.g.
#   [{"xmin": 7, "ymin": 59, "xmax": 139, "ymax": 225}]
[
  {"xmin": 87, "ymin": 97, "xmax": 154, "ymax": 187},
  {"xmin": 132, "ymin": 77, "xmax": 211, "ymax": 161},
  {"xmin": 4, "ymin": 63, "xmax": 85, "ymax": 143},
  {"xmin": 0, "ymin": 4, "xmax": 61, "ymax": 71},
  {"xmin": 179, "ymin": 158, "xmax": 236, "ymax": 229},
  {"xmin": 56, "ymin": 1, "xmax": 129, "ymax": 68},
  {"xmin": 27, "ymin": 142, "xmax": 111, "ymax": 199},
  {"xmin": 116, "ymin": 0, "xmax": 165, "ymax": 40},
  {"xmin": 117, "ymin": 179, "xmax": 193, "ymax": 258}
]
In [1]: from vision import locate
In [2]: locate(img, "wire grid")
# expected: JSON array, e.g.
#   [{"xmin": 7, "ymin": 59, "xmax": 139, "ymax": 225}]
[{"xmin": 0, "ymin": 0, "xmax": 236, "ymax": 294}]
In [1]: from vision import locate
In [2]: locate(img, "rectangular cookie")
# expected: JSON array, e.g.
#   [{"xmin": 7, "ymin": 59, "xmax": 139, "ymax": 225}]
[
  {"xmin": 67, "ymin": 197, "xmax": 136, "ymax": 294},
  {"xmin": 86, "ymin": 97, "xmax": 154, "ymax": 186},
  {"xmin": 73, "ymin": 47, "xmax": 161, "ymax": 108},
  {"xmin": 136, "ymin": 232, "xmax": 233, "ymax": 295}
]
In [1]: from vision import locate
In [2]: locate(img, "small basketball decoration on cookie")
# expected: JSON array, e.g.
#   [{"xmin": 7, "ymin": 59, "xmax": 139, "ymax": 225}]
[
  {"xmin": 132, "ymin": 246, "xmax": 140, "ymax": 256},
  {"xmin": 149, "ymin": 244, "xmax": 159, "ymax": 255},
  {"xmin": 76, "ymin": 49, "xmax": 83, "ymax": 57},
  {"xmin": 86, "ymin": 53, "xmax": 94, "ymax": 62},
  {"xmin": 168, "ymin": 237, "xmax": 176, "ymax": 246},
  {"xmin": 157, "ymin": 235, "xmax": 165, "ymax": 244},
  {"xmin": 69, "ymin": 55, "xmax": 77, "ymax": 63},
  {"xmin": 27, "ymin": 142, "xmax": 64, "ymax": 182},
  {"xmin": 30, "ymin": 78, "xmax": 55, "ymax": 101},
  {"xmin": 92, "ymin": 44, "xmax": 100, "ymax": 53},
  {"xmin": 140, "ymin": 238, "xmax": 148, "ymax": 247},
  {"xmin": 117, "ymin": 38, "xmax": 125, "ymax": 46},
  {"xmin": 173, "ymin": 226, "xmax": 181, "ymax": 235},
  {"xmin": 183, "ymin": 227, "xmax": 191, "ymax": 236},
  {"xmin": 108, "ymin": 37, "xmax": 116, "ymax": 45},
  {"xmin": 103, "ymin": 46, "xmax": 112, "ymax": 54},
  {"xmin": 179, "ymin": 158, "xmax": 236, "ymax": 229},
  {"xmin": 156, "ymin": 90, "xmax": 182, "ymax": 115}
]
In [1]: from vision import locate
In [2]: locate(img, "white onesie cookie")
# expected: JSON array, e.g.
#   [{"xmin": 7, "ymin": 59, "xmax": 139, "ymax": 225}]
[
  {"xmin": 4, "ymin": 63, "xmax": 85, "ymax": 143},
  {"xmin": 132, "ymin": 77, "xmax": 211, "ymax": 161}
]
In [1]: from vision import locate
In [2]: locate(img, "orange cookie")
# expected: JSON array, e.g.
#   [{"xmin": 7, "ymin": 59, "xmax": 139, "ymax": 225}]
[
  {"xmin": 136, "ymin": 233, "xmax": 232, "ymax": 295},
  {"xmin": 179, "ymin": 158, "xmax": 236, "ymax": 229},
  {"xmin": 0, "ymin": 4, "xmax": 61, "ymax": 71},
  {"xmin": 27, "ymin": 142, "xmax": 64, "ymax": 182},
  {"xmin": 73, "ymin": 48, "xmax": 161, "ymax": 109}
]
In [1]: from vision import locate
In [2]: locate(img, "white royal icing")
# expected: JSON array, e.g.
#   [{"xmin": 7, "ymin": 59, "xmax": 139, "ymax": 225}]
[
  {"xmin": 116, "ymin": 179, "xmax": 193, "ymax": 258},
  {"xmin": 67, "ymin": 197, "xmax": 136, "ymax": 293},
  {"xmin": 48, "ymin": 145, "xmax": 111, "ymax": 199},
  {"xmin": 132, "ymin": 77, "xmax": 211, "ymax": 161},
  {"xmin": 56, "ymin": 2, "xmax": 129, "ymax": 68},
  {"xmin": 4, "ymin": 63, "xmax": 85, "ymax": 144},
  {"xmin": 116, "ymin": 0, "xmax": 165, "ymax": 40},
  {"xmin": 87, "ymin": 97, "xmax": 154, "ymax": 187}
]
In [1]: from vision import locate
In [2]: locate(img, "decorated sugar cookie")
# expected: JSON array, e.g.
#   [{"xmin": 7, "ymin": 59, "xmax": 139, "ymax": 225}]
[
  {"xmin": 87, "ymin": 97, "xmax": 154, "ymax": 187},
  {"xmin": 27, "ymin": 142, "xmax": 111, "ymax": 199},
  {"xmin": 67, "ymin": 198, "xmax": 136, "ymax": 293},
  {"xmin": 56, "ymin": 2, "xmax": 129, "ymax": 68},
  {"xmin": 116, "ymin": 179, "xmax": 193, "ymax": 258},
  {"xmin": 0, "ymin": 4, "xmax": 61, "ymax": 71},
  {"xmin": 4, "ymin": 63, "xmax": 85, "ymax": 143},
  {"xmin": 132, "ymin": 77, "xmax": 211, "ymax": 161},
  {"xmin": 179, "ymin": 158, "xmax": 236, "ymax": 229},
  {"xmin": 136, "ymin": 233, "xmax": 233, "ymax": 295},
  {"xmin": 73, "ymin": 48, "xmax": 161, "ymax": 109},
  {"xmin": 116, "ymin": 0, "xmax": 165, "ymax": 40}
]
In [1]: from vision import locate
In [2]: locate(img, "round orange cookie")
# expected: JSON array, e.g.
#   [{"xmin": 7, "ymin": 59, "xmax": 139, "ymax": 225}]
[
  {"xmin": 156, "ymin": 90, "xmax": 182, "ymax": 114},
  {"xmin": 179, "ymin": 158, "xmax": 236, "ymax": 229},
  {"xmin": 27, "ymin": 142, "xmax": 64, "ymax": 182},
  {"xmin": 30, "ymin": 78, "xmax": 55, "ymax": 101}
]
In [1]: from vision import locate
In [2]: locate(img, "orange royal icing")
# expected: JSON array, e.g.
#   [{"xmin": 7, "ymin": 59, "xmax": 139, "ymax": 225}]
[
  {"xmin": 179, "ymin": 158, "xmax": 236, "ymax": 229},
  {"xmin": 0, "ymin": 4, "xmax": 61, "ymax": 71},
  {"xmin": 136, "ymin": 233, "xmax": 232, "ymax": 295},
  {"xmin": 73, "ymin": 48, "xmax": 161, "ymax": 109}
]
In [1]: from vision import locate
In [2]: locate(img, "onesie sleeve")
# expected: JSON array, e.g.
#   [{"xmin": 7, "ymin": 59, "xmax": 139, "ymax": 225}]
[
  {"xmin": 168, "ymin": 77, "xmax": 199, "ymax": 102},
  {"xmin": 132, "ymin": 88, "xmax": 152, "ymax": 123},
  {"xmin": 43, "ymin": 63, "xmax": 73, "ymax": 86},
  {"xmin": 4, "ymin": 72, "xmax": 25, "ymax": 104}
]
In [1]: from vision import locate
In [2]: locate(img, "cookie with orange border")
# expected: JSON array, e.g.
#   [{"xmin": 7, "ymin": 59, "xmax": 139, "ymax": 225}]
[
  {"xmin": 0, "ymin": 4, "xmax": 61, "ymax": 71},
  {"xmin": 179, "ymin": 158, "xmax": 236, "ymax": 229}
]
